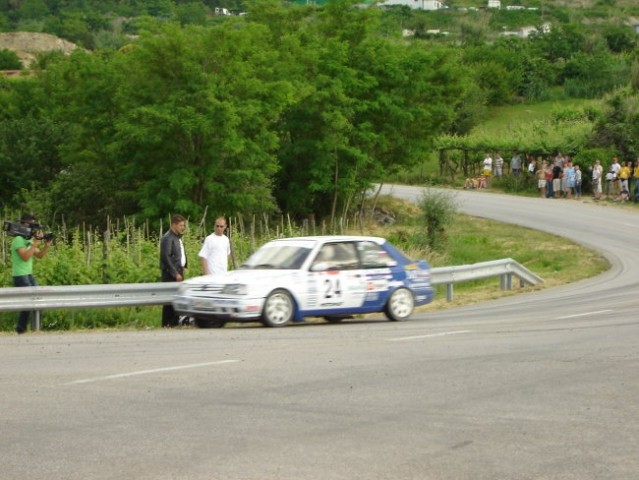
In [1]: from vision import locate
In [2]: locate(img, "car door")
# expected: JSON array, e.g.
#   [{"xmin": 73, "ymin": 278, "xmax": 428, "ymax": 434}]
[
  {"xmin": 304, "ymin": 242, "xmax": 368, "ymax": 311},
  {"xmin": 355, "ymin": 240, "xmax": 398, "ymax": 308}
]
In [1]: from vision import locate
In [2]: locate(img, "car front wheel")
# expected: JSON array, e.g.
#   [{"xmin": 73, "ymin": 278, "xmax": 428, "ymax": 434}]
[
  {"xmin": 262, "ymin": 289, "xmax": 295, "ymax": 327},
  {"xmin": 384, "ymin": 287, "xmax": 414, "ymax": 321}
]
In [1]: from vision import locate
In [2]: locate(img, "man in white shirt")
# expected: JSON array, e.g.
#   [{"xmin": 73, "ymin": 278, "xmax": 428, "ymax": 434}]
[{"xmin": 199, "ymin": 216, "xmax": 231, "ymax": 275}]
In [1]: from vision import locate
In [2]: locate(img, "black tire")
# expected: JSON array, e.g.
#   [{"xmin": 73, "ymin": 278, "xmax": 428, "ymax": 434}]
[
  {"xmin": 261, "ymin": 289, "xmax": 295, "ymax": 327},
  {"xmin": 194, "ymin": 317, "xmax": 226, "ymax": 329},
  {"xmin": 384, "ymin": 287, "xmax": 414, "ymax": 322},
  {"xmin": 323, "ymin": 316, "xmax": 344, "ymax": 324}
]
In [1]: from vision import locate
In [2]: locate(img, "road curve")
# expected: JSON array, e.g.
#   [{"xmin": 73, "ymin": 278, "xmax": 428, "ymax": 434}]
[{"xmin": 381, "ymin": 184, "xmax": 639, "ymax": 314}]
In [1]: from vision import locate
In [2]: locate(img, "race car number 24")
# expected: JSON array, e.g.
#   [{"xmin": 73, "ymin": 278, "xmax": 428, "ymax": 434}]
[{"xmin": 324, "ymin": 277, "xmax": 342, "ymax": 298}]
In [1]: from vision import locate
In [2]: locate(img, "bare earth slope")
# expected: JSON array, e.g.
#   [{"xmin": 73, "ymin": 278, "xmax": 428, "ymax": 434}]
[{"xmin": 0, "ymin": 32, "xmax": 79, "ymax": 67}]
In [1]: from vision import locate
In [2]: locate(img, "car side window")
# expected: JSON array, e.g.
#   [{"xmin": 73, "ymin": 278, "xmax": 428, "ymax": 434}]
[
  {"xmin": 330, "ymin": 242, "xmax": 359, "ymax": 270},
  {"xmin": 357, "ymin": 241, "xmax": 395, "ymax": 268},
  {"xmin": 312, "ymin": 242, "xmax": 359, "ymax": 271}
]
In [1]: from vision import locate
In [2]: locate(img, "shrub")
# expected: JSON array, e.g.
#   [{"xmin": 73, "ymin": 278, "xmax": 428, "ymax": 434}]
[
  {"xmin": 0, "ymin": 49, "xmax": 22, "ymax": 70},
  {"xmin": 418, "ymin": 189, "xmax": 457, "ymax": 251}
]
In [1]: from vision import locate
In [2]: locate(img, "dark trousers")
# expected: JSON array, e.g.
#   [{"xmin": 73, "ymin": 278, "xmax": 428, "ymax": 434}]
[
  {"xmin": 161, "ymin": 270, "xmax": 180, "ymax": 327},
  {"xmin": 13, "ymin": 274, "xmax": 37, "ymax": 333}
]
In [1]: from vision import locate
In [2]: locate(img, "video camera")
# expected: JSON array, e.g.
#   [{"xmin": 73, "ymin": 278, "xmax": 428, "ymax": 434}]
[{"xmin": 2, "ymin": 220, "xmax": 54, "ymax": 241}]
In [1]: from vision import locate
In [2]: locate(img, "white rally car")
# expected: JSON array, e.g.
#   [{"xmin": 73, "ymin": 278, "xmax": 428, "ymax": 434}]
[{"xmin": 173, "ymin": 235, "xmax": 434, "ymax": 328}]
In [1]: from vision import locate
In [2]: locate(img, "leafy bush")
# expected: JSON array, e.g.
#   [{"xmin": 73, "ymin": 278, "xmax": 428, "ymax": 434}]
[
  {"xmin": 0, "ymin": 49, "xmax": 22, "ymax": 70},
  {"xmin": 418, "ymin": 189, "xmax": 457, "ymax": 251},
  {"xmin": 490, "ymin": 174, "xmax": 537, "ymax": 194}
]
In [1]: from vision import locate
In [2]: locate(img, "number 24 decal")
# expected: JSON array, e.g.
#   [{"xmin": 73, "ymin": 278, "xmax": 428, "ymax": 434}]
[{"xmin": 324, "ymin": 278, "xmax": 342, "ymax": 298}]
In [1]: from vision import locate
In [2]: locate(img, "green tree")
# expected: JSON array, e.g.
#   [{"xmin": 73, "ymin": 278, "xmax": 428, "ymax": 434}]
[
  {"xmin": 562, "ymin": 50, "xmax": 629, "ymax": 98},
  {"xmin": 274, "ymin": 0, "xmax": 464, "ymax": 221},
  {"xmin": 111, "ymin": 22, "xmax": 293, "ymax": 219},
  {"xmin": 0, "ymin": 115, "xmax": 67, "ymax": 209},
  {"xmin": 17, "ymin": 0, "xmax": 49, "ymax": 19},
  {"xmin": 36, "ymin": 49, "xmax": 126, "ymax": 224},
  {"xmin": 174, "ymin": 1, "xmax": 209, "ymax": 26},
  {"xmin": 589, "ymin": 90, "xmax": 639, "ymax": 160},
  {"xmin": 529, "ymin": 23, "xmax": 587, "ymax": 63},
  {"xmin": 603, "ymin": 25, "xmax": 636, "ymax": 53},
  {"xmin": 0, "ymin": 48, "xmax": 21, "ymax": 69}
]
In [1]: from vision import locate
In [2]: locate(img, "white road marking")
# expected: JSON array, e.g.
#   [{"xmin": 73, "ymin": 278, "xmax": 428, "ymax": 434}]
[
  {"xmin": 556, "ymin": 310, "xmax": 614, "ymax": 320},
  {"xmin": 67, "ymin": 359, "xmax": 240, "ymax": 385},
  {"xmin": 388, "ymin": 330, "xmax": 472, "ymax": 342},
  {"xmin": 556, "ymin": 310, "xmax": 613, "ymax": 320}
]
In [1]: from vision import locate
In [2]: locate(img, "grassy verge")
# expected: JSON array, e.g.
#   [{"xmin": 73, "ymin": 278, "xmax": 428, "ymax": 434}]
[{"xmin": 421, "ymin": 213, "xmax": 608, "ymax": 312}]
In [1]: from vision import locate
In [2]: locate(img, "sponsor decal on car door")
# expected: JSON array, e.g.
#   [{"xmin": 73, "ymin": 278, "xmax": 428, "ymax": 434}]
[{"xmin": 315, "ymin": 270, "xmax": 367, "ymax": 309}]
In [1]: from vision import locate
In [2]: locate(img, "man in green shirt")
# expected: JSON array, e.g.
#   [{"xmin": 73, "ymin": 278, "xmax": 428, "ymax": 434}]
[{"xmin": 12, "ymin": 213, "xmax": 52, "ymax": 334}]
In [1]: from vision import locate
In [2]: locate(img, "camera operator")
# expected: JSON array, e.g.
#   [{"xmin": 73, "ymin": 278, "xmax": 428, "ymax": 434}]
[{"xmin": 11, "ymin": 213, "xmax": 53, "ymax": 334}]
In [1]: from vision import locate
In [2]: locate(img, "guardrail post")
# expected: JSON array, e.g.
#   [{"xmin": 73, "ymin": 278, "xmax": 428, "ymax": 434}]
[
  {"xmin": 500, "ymin": 273, "xmax": 514, "ymax": 290},
  {"xmin": 31, "ymin": 310, "xmax": 41, "ymax": 331},
  {"xmin": 446, "ymin": 283, "xmax": 453, "ymax": 302}
]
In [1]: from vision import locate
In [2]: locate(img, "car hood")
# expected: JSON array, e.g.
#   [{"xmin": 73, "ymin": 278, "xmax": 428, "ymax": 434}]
[{"xmin": 185, "ymin": 269, "xmax": 301, "ymax": 286}]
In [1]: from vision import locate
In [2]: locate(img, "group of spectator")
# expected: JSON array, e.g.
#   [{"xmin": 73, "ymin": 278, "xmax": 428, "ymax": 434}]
[
  {"xmin": 160, "ymin": 214, "xmax": 232, "ymax": 328},
  {"xmin": 11, "ymin": 213, "xmax": 233, "ymax": 333},
  {"xmin": 586, "ymin": 156, "xmax": 637, "ymax": 202},
  {"xmin": 534, "ymin": 153, "xmax": 582, "ymax": 200},
  {"xmin": 467, "ymin": 151, "xmax": 639, "ymax": 203}
]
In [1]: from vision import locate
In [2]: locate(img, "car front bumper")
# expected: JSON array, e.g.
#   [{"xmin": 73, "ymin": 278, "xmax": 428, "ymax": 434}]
[{"xmin": 173, "ymin": 295, "xmax": 266, "ymax": 320}]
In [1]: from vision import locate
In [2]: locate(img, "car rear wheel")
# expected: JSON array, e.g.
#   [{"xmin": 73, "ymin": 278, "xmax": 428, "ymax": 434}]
[
  {"xmin": 262, "ymin": 289, "xmax": 294, "ymax": 327},
  {"xmin": 384, "ymin": 287, "xmax": 414, "ymax": 321},
  {"xmin": 193, "ymin": 317, "xmax": 226, "ymax": 329}
]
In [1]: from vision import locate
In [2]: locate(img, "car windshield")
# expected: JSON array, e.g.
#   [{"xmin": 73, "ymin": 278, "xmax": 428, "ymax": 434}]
[{"xmin": 240, "ymin": 241, "xmax": 314, "ymax": 270}]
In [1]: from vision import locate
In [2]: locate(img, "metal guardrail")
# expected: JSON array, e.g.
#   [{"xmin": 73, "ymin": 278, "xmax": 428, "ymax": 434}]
[
  {"xmin": 0, "ymin": 283, "xmax": 177, "ymax": 331},
  {"xmin": 0, "ymin": 259, "xmax": 542, "ymax": 330},
  {"xmin": 430, "ymin": 258, "xmax": 543, "ymax": 301}
]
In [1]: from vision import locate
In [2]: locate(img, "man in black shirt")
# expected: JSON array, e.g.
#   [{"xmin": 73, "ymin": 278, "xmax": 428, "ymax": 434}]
[{"xmin": 160, "ymin": 214, "xmax": 187, "ymax": 327}]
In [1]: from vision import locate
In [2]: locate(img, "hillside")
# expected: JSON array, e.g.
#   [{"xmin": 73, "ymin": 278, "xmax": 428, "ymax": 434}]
[{"xmin": 0, "ymin": 32, "xmax": 79, "ymax": 67}]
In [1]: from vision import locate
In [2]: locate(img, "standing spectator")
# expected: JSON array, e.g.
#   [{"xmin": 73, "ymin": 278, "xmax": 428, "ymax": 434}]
[
  {"xmin": 633, "ymin": 159, "xmax": 639, "ymax": 202},
  {"xmin": 574, "ymin": 165, "xmax": 582, "ymax": 199},
  {"xmin": 11, "ymin": 213, "xmax": 53, "ymax": 334},
  {"xmin": 536, "ymin": 160, "xmax": 546, "ymax": 197},
  {"xmin": 527, "ymin": 156, "xmax": 536, "ymax": 175},
  {"xmin": 592, "ymin": 159, "xmax": 603, "ymax": 200},
  {"xmin": 511, "ymin": 151, "xmax": 522, "ymax": 175},
  {"xmin": 494, "ymin": 152, "xmax": 504, "ymax": 177},
  {"xmin": 552, "ymin": 162, "xmax": 563, "ymax": 198},
  {"xmin": 545, "ymin": 161, "xmax": 554, "ymax": 198},
  {"xmin": 605, "ymin": 168, "xmax": 615, "ymax": 199},
  {"xmin": 199, "ymin": 216, "xmax": 231, "ymax": 276},
  {"xmin": 482, "ymin": 153, "xmax": 493, "ymax": 187},
  {"xmin": 564, "ymin": 161, "xmax": 575, "ymax": 199},
  {"xmin": 610, "ymin": 157, "xmax": 621, "ymax": 195},
  {"xmin": 160, "ymin": 214, "xmax": 188, "ymax": 328},
  {"xmin": 618, "ymin": 161, "xmax": 630, "ymax": 194}
]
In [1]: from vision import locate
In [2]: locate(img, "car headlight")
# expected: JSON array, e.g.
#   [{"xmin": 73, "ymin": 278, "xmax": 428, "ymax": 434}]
[{"xmin": 221, "ymin": 284, "xmax": 248, "ymax": 295}]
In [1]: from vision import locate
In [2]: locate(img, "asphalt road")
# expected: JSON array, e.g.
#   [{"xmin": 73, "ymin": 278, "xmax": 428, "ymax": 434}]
[{"xmin": 1, "ymin": 186, "xmax": 638, "ymax": 480}]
